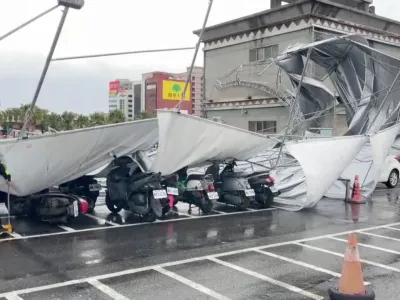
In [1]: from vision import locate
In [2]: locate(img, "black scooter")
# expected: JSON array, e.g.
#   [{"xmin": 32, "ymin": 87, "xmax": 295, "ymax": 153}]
[
  {"xmin": 105, "ymin": 151, "xmax": 169, "ymax": 222},
  {"xmin": 247, "ymin": 172, "xmax": 278, "ymax": 208}
]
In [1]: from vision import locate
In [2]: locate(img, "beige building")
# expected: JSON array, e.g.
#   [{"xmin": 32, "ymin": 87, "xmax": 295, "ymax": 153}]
[{"xmin": 194, "ymin": 0, "xmax": 400, "ymax": 136}]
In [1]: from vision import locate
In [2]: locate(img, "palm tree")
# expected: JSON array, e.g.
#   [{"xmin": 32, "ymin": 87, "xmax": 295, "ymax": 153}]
[
  {"xmin": 61, "ymin": 111, "xmax": 77, "ymax": 130},
  {"xmin": 108, "ymin": 109, "xmax": 125, "ymax": 124},
  {"xmin": 89, "ymin": 112, "xmax": 108, "ymax": 126},
  {"xmin": 76, "ymin": 115, "xmax": 90, "ymax": 128}
]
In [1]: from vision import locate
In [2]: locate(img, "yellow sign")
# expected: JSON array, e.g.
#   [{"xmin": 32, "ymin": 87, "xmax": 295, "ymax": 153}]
[{"xmin": 162, "ymin": 80, "xmax": 191, "ymax": 101}]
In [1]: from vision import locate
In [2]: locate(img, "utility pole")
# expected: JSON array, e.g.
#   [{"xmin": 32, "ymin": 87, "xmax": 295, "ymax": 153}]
[
  {"xmin": 176, "ymin": 0, "xmax": 214, "ymax": 112},
  {"xmin": 19, "ymin": 0, "xmax": 85, "ymax": 138}
]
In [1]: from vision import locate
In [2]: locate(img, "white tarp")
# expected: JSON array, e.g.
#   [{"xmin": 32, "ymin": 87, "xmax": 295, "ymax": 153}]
[
  {"xmin": 370, "ymin": 124, "xmax": 400, "ymax": 185},
  {"xmin": 285, "ymin": 135, "xmax": 368, "ymax": 209},
  {"xmin": 2, "ymin": 119, "xmax": 158, "ymax": 196},
  {"xmin": 151, "ymin": 110, "xmax": 277, "ymax": 175}
]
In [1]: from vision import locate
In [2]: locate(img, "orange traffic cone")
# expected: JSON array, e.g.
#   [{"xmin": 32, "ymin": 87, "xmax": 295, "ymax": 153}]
[
  {"xmin": 328, "ymin": 233, "xmax": 375, "ymax": 299},
  {"xmin": 346, "ymin": 175, "xmax": 366, "ymax": 204}
]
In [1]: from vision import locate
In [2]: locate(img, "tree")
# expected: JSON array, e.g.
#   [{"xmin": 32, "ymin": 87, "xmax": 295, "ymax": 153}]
[
  {"xmin": 89, "ymin": 112, "xmax": 108, "ymax": 126},
  {"xmin": 75, "ymin": 115, "xmax": 90, "ymax": 128},
  {"xmin": 108, "ymin": 109, "xmax": 125, "ymax": 124},
  {"xmin": 61, "ymin": 111, "xmax": 77, "ymax": 130},
  {"xmin": 135, "ymin": 111, "xmax": 154, "ymax": 120}
]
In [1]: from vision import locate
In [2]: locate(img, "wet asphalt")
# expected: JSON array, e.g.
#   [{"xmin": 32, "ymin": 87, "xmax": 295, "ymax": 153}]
[{"xmin": 1, "ymin": 185, "xmax": 400, "ymax": 299}]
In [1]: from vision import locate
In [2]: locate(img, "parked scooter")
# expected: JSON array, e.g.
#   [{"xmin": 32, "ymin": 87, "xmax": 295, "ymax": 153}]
[
  {"xmin": 59, "ymin": 175, "xmax": 101, "ymax": 213},
  {"xmin": 105, "ymin": 151, "xmax": 170, "ymax": 222},
  {"xmin": 5, "ymin": 190, "xmax": 89, "ymax": 224},
  {"xmin": 163, "ymin": 166, "xmax": 218, "ymax": 214},
  {"xmin": 205, "ymin": 160, "xmax": 255, "ymax": 210},
  {"xmin": 246, "ymin": 172, "xmax": 278, "ymax": 208}
]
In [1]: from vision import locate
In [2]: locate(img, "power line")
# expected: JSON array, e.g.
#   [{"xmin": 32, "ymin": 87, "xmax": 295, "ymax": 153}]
[
  {"xmin": 51, "ymin": 47, "xmax": 196, "ymax": 61},
  {"xmin": 0, "ymin": 5, "xmax": 60, "ymax": 42}
]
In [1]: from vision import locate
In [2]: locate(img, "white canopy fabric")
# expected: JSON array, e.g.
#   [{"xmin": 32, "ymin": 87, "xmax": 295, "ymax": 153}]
[
  {"xmin": 369, "ymin": 123, "xmax": 400, "ymax": 185},
  {"xmin": 2, "ymin": 119, "xmax": 158, "ymax": 196},
  {"xmin": 285, "ymin": 135, "xmax": 368, "ymax": 209},
  {"xmin": 151, "ymin": 110, "xmax": 277, "ymax": 175}
]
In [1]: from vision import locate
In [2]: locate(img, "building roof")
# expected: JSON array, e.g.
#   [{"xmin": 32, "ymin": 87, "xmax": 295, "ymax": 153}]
[{"xmin": 194, "ymin": 0, "xmax": 400, "ymax": 42}]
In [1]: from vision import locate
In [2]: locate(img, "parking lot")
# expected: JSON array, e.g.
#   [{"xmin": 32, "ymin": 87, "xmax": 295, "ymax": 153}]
[{"xmin": 1, "ymin": 187, "xmax": 400, "ymax": 299}]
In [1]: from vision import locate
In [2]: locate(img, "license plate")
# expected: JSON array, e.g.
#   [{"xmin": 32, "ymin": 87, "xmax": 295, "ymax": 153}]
[
  {"xmin": 245, "ymin": 189, "xmax": 255, "ymax": 197},
  {"xmin": 167, "ymin": 187, "xmax": 179, "ymax": 195},
  {"xmin": 89, "ymin": 183, "xmax": 102, "ymax": 191},
  {"xmin": 73, "ymin": 200, "xmax": 79, "ymax": 217},
  {"xmin": 153, "ymin": 189, "xmax": 167, "ymax": 199},
  {"xmin": 207, "ymin": 191, "xmax": 219, "ymax": 200}
]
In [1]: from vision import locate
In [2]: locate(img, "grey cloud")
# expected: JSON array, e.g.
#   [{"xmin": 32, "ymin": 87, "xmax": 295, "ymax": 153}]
[{"xmin": 0, "ymin": 52, "xmax": 152, "ymax": 114}]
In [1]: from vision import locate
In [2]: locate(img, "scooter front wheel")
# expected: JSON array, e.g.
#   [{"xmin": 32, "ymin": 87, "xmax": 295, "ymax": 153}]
[
  {"xmin": 105, "ymin": 192, "xmax": 123, "ymax": 213},
  {"xmin": 199, "ymin": 192, "xmax": 214, "ymax": 214},
  {"xmin": 142, "ymin": 210, "xmax": 157, "ymax": 223}
]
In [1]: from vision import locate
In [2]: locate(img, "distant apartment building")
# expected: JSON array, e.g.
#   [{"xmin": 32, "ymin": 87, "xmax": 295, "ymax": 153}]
[
  {"xmin": 141, "ymin": 66, "xmax": 204, "ymax": 116},
  {"xmin": 108, "ymin": 79, "xmax": 141, "ymax": 120}
]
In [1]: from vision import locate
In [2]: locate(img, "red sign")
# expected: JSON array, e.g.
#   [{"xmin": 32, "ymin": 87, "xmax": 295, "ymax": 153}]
[{"xmin": 109, "ymin": 81, "xmax": 120, "ymax": 96}]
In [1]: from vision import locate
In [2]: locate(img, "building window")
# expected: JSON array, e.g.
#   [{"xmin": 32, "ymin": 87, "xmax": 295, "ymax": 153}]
[
  {"xmin": 248, "ymin": 121, "xmax": 277, "ymax": 134},
  {"xmin": 249, "ymin": 44, "xmax": 279, "ymax": 62},
  {"xmin": 128, "ymin": 114, "xmax": 132, "ymax": 118},
  {"xmin": 119, "ymin": 99, "xmax": 125, "ymax": 110},
  {"xmin": 192, "ymin": 76, "xmax": 195, "ymax": 81}
]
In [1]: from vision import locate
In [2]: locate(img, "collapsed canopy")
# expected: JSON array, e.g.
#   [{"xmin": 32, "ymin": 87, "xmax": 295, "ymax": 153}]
[
  {"xmin": 277, "ymin": 34, "xmax": 400, "ymax": 135},
  {"xmin": 2, "ymin": 119, "xmax": 158, "ymax": 196},
  {"xmin": 151, "ymin": 110, "xmax": 277, "ymax": 175}
]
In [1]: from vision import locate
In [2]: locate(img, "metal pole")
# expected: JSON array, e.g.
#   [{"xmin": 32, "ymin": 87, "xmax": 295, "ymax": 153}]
[
  {"xmin": 333, "ymin": 97, "xmax": 336, "ymax": 136},
  {"xmin": 274, "ymin": 48, "xmax": 313, "ymax": 169},
  {"xmin": 52, "ymin": 47, "xmax": 195, "ymax": 61},
  {"xmin": 20, "ymin": 7, "xmax": 70, "ymax": 138},
  {"xmin": 367, "ymin": 69, "xmax": 400, "ymax": 133},
  {"xmin": 176, "ymin": 0, "xmax": 213, "ymax": 112},
  {"xmin": 0, "ymin": 5, "xmax": 59, "ymax": 42}
]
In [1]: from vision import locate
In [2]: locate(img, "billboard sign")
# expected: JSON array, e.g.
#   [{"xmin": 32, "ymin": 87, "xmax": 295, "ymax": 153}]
[
  {"xmin": 109, "ymin": 81, "xmax": 120, "ymax": 96},
  {"xmin": 162, "ymin": 80, "xmax": 191, "ymax": 101}
]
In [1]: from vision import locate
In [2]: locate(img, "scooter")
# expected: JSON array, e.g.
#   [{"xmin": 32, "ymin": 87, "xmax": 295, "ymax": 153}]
[
  {"xmin": 58, "ymin": 175, "xmax": 101, "ymax": 213},
  {"xmin": 205, "ymin": 160, "xmax": 255, "ymax": 210},
  {"xmin": 105, "ymin": 151, "xmax": 170, "ymax": 222},
  {"xmin": 163, "ymin": 166, "xmax": 218, "ymax": 214},
  {"xmin": 5, "ymin": 190, "xmax": 90, "ymax": 224},
  {"xmin": 247, "ymin": 172, "xmax": 278, "ymax": 208}
]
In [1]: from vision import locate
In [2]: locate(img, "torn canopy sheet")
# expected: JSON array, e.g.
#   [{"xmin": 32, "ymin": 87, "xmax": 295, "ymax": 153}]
[
  {"xmin": 151, "ymin": 110, "xmax": 277, "ymax": 175},
  {"xmin": 1, "ymin": 119, "xmax": 158, "ymax": 196},
  {"xmin": 284, "ymin": 135, "xmax": 368, "ymax": 209}
]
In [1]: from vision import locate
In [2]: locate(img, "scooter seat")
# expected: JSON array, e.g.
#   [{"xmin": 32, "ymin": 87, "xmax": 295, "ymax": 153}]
[{"xmin": 186, "ymin": 174, "xmax": 205, "ymax": 181}]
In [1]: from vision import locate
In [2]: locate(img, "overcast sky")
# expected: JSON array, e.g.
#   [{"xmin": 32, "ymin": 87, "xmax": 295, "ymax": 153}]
[{"xmin": 0, "ymin": 0, "xmax": 398, "ymax": 114}]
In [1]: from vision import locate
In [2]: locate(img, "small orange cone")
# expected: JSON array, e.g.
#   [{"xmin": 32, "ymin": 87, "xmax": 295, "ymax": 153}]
[
  {"xmin": 346, "ymin": 175, "xmax": 366, "ymax": 204},
  {"xmin": 328, "ymin": 233, "xmax": 375, "ymax": 299}
]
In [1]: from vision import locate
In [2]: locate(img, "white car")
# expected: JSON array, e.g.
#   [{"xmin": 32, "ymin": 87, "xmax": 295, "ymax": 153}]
[{"xmin": 380, "ymin": 154, "xmax": 400, "ymax": 188}]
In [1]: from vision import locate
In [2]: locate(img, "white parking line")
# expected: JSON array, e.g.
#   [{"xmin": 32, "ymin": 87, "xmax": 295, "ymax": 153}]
[
  {"xmin": 87, "ymin": 279, "xmax": 129, "ymax": 300},
  {"xmin": 254, "ymin": 249, "xmax": 341, "ymax": 277},
  {"xmin": 359, "ymin": 231, "xmax": 400, "ymax": 242},
  {"xmin": 57, "ymin": 225, "xmax": 75, "ymax": 232},
  {"xmin": 5, "ymin": 294, "xmax": 24, "ymax": 300},
  {"xmin": 212, "ymin": 209, "xmax": 227, "ymax": 214},
  {"xmin": 84, "ymin": 213, "xmax": 120, "ymax": 226},
  {"xmin": 0, "ymin": 208, "xmax": 277, "ymax": 243},
  {"xmin": 294, "ymin": 242, "xmax": 400, "ymax": 273},
  {"xmin": 329, "ymin": 236, "xmax": 400, "ymax": 255},
  {"xmin": 1, "ymin": 221, "xmax": 400, "ymax": 298},
  {"xmin": 154, "ymin": 267, "xmax": 231, "ymax": 300},
  {"xmin": 383, "ymin": 226, "xmax": 400, "ymax": 232},
  {"xmin": 176, "ymin": 212, "xmax": 197, "ymax": 218},
  {"xmin": 208, "ymin": 257, "xmax": 323, "ymax": 300}
]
